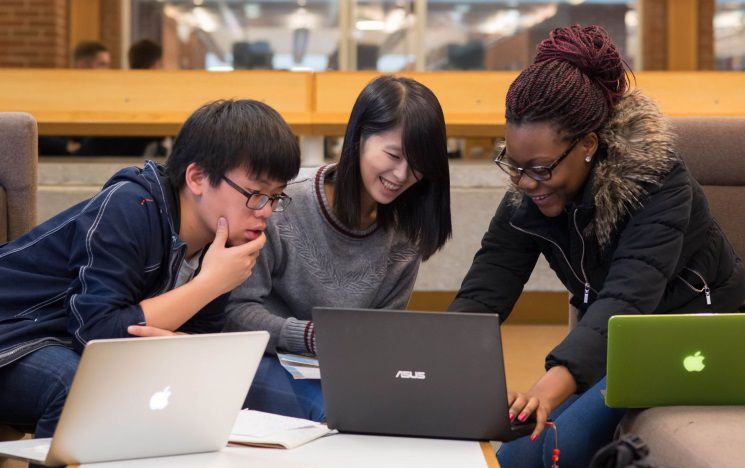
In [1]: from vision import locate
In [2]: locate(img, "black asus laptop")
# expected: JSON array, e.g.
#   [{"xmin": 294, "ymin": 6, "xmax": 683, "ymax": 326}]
[{"xmin": 312, "ymin": 307, "xmax": 534, "ymax": 441}]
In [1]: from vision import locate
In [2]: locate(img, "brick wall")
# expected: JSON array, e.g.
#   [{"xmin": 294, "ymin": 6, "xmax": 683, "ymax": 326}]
[
  {"xmin": 0, "ymin": 0, "xmax": 121, "ymax": 69},
  {"xmin": 698, "ymin": 0, "xmax": 714, "ymax": 70},
  {"xmin": 0, "ymin": 0, "xmax": 68, "ymax": 68}
]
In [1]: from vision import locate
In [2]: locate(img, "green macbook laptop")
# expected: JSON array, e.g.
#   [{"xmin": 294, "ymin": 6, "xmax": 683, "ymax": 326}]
[{"xmin": 605, "ymin": 313, "xmax": 745, "ymax": 408}]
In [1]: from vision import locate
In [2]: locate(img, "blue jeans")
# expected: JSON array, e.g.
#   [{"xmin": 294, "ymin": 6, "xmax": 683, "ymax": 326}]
[
  {"xmin": 498, "ymin": 376, "xmax": 626, "ymax": 468},
  {"xmin": 0, "ymin": 345, "xmax": 79, "ymax": 438},
  {"xmin": 243, "ymin": 355, "xmax": 325, "ymax": 422}
]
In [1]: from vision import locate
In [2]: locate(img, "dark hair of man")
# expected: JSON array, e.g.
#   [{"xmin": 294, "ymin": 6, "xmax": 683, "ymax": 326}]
[
  {"xmin": 334, "ymin": 75, "xmax": 452, "ymax": 261},
  {"xmin": 166, "ymin": 99, "xmax": 300, "ymax": 189},
  {"xmin": 72, "ymin": 41, "xmax": 108, "ymax": 62},
  {"xmin": 128, "ymin": 39, "xmax": 162, "ymax": 69},
  {"xmin": 505, "ymin": 25, "xmax": 632, "ymax": 140}
]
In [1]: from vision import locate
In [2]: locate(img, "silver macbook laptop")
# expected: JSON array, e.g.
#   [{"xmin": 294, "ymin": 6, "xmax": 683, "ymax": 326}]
[
  {"xmin": 313, "ymin": 307, "xmax": 534, "ymax": 441},
  {"xmin": 0, "ymin": 331, "xmax": 268, "ymax": 466}
]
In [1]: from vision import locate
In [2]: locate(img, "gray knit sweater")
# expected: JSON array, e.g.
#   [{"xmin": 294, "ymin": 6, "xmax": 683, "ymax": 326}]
[{"xmin": 224, "ymin": 165, "xmax": 421, "ymax": 355}]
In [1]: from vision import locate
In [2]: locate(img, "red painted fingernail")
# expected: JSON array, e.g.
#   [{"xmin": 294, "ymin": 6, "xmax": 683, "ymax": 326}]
[
  {"xmin": 518, "ymin": 412, "xmax": 527, "ymax": 422},
  {"xmin": 530, "ymin": 434, "xmax": 537, "ymax": 442},
  {"xmin": 509, "ymin": 412, "xmax": 515, "ymax": 421}
]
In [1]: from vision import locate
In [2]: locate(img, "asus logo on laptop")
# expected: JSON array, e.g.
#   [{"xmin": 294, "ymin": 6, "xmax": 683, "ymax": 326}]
[{"xmin": 395, "ymin": 370, "xmax": 426, "ymax": 380}]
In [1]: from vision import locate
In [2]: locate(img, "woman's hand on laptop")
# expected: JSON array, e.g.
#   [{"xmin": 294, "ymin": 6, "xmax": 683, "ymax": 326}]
[
  {"xmin": 507, "ymin": 390, "xmax": 548, "ymax": 439},
  {"xmin": 507, "ymin": 366, "xmax": 577, "ymax": 440}
]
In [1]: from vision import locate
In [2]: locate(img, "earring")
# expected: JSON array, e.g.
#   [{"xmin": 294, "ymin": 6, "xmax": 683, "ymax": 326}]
[{"xmin": 585, "ymin": 155, "xmax": 592, "ymax": 163}]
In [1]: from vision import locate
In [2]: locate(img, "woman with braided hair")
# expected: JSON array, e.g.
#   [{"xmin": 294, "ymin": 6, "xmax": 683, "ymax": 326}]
[{"xmin": 450, "ymin": 25, "xmax": 745, "ymax": 466}]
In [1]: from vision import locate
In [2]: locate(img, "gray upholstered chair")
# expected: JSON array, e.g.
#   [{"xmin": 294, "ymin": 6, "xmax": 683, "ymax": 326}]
[
  {"xmin": 0, "ymin": 112, "xmax": 38, "ymax": 244},
  {"xmin": 618, "ymin": 117, "xmax": 745, "ymax": 467},
  {"xmin": 0, "ymin": 112, "xmax": 38, "ymax": 468},
  {"xmin": 671, "ymin": 117, "xmax": 745, "ymax": 262}
]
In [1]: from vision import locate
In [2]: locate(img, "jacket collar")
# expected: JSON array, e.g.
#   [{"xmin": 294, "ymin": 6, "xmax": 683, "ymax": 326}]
[
  {"xmin": 155, "ymin": 164, "xmax": 181, "ymax": 235},
  {"xmin": 509, "ymin": 90, "xmax": 678, "ymax": 247},
  {"xmin": 135, "ymin": 160, "xmax": 180, "ymax": 238}
]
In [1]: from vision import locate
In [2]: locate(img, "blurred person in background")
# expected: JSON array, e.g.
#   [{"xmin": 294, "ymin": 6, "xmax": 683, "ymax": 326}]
[
  {"xmin": 72, "ymin": 41, "xmax": 111, "ymax": 69},
  {"xmin": 128, "ymin": 39, "xmax": 163, "ymax": 70}
]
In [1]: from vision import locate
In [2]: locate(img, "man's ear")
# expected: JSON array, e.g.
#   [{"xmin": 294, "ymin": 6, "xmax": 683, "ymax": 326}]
[{"xmin": 183, "ymin": 162, "xmax": 210, "ymax": 196}]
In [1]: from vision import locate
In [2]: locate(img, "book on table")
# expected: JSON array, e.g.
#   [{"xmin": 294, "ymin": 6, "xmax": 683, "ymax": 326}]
[{"xmin": 229, "ymin": 410, "xmax": 334, "ymax": 449}]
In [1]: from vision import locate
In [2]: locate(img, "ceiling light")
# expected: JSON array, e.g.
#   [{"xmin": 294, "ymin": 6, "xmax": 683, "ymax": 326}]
[{"xmin": 356, "ymin": 20, "xmax": 385, "ymax": 31}]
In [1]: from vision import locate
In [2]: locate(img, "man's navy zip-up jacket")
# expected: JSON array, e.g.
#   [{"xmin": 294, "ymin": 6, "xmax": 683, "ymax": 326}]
[{"xmin": 0, "ymin": 161, "xmax": 226, "ymax": 368}]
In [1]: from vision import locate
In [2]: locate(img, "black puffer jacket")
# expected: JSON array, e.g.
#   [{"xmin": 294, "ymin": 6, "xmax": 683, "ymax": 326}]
[{"xmin": 449, "ymin": 91, "xmax": 745, "ymax": 392}]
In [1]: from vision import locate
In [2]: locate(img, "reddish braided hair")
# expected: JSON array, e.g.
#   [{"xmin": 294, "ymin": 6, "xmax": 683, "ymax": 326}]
[{"xmin": 505, "ymin": 25, "xmax": 632, "ymax": 139}]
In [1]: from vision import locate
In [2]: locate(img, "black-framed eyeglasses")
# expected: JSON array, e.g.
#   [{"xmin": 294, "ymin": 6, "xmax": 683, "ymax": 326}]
[
  {"xmin": 221, "ymin": 176, "xmax": 291, "ymax": 212},
  {"xmin": 493, "ymin": 137, "xmax": 580, "ymax": 182}
]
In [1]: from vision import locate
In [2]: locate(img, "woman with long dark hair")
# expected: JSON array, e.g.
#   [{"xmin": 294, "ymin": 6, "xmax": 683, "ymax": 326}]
[
  {"xmin": 450, "ymin": 25, "xmax": 745, "ymax": 466},
  {"xmin": 225, "ymin": 75, "xmax": 452, "ymax": 421}
]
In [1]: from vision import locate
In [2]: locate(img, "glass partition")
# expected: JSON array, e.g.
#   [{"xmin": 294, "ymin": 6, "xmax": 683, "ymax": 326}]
[
  {"xmin": 131, "ymin": 0, "xmax": 340, "ymax": 71},
  {"xmin": 351, "ymin": 0, "xmax": 416, "ymax": 71},
  {"xmin": 425, "ymin": 0, "xmax": 638, "ymax": 71},
  {"xmin": 131, "ymin": 0, "xmax": 638, "ymax": 71},
  {"xmin": 715, "ymin": 0, "xmax": 745, "ymax": 70}
]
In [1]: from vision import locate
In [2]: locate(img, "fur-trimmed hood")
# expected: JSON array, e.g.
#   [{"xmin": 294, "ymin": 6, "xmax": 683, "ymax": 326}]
[
  {"xmin": 593, "ymin": 90, "xmax": 677, "ymax": 246},
  {"xmin": 509, "ymin": 90, "xmax": 678, "ymax": 247}
]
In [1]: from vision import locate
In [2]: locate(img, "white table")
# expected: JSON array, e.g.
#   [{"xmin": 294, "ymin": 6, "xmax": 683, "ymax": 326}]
[{"xmin": 77, "ymin": 434, "xmax": 498, "ymax": 468}]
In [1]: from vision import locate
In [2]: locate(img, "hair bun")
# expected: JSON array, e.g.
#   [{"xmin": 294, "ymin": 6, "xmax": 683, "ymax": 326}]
[{"xmin": 534, "ymin": 25, "xmax": 628, "ymax": 105}]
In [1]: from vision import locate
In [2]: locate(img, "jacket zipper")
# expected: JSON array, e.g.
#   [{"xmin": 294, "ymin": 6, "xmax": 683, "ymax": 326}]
[
  {"xmin": 572, "ymin": 209, "xmax": 593, "ymax": 304},
  {"xmin": 0, "ymin": 337, "xmax": 73, "ymax": 362},
  {"xmin": 678, "ymin": 267, "xmax": 712, "ymax": 306},
  {"xmin": 509, "ymin": 209, "xmax": 596, "ymax": 303},
  {"xmin": 153, "ymin": 234, "xmax": 186, "ymax": 295},
  {"xmin": 164, "ymin": 243, "xmax": 185, "ymax": 293}
]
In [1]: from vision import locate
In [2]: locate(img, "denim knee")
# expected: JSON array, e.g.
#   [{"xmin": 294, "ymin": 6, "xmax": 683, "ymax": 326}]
[{"xmin": 25, "ymin": 346, "xmax": 79, "ymax": 437}]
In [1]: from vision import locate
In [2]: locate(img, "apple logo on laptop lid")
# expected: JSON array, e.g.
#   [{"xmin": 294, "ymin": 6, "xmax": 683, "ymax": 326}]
[
  {"xmin": 683, "ymin": 351, "xmax": 705, "ymax": 372},
  {"xmin": 149, "ymin": 386, "xmax": 172, "ymax": 411}
]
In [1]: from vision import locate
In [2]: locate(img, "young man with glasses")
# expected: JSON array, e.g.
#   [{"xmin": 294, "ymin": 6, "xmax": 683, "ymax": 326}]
[{"xmin": 0, "ymin": 100, "xmax": 300, "ymax": 441}]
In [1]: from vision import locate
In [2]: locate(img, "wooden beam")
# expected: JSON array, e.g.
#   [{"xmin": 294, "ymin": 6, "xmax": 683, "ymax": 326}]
[
  {"xmin": 2, "ymin": 70, "xmax": 745, "ymax": 137},
  {"xmin": 638, "ymin": 0, "xmax": 668, "ymax": 70},
  {"xmin": 312, "ymin": 71, "xmax": 511, "ymax": 136},
  {"xmin": 667, "ymin": 0, "xmax": 699, "ymax": 70},
  {"xmin": 69, "ymin": 0, "xmax": 102, "ymax": 56},
  {"xmin": 0, "ymin": 69, "xmax": 313, "ymax": 136}
]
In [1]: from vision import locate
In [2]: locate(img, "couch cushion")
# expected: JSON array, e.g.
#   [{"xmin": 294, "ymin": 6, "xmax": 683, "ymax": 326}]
[
  {"xmin": 670, "ymin": 117, "xmax": 745, "ymax": 186},
  {"xmin": 620, "ymin": 406, "xmax": 745, "ymax": 468},
  {"xmin": 702, "ymin": 186, "xmax": 745, "ymax": 262}
]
